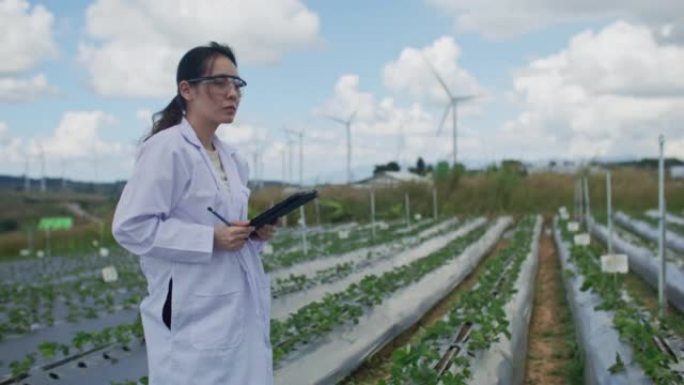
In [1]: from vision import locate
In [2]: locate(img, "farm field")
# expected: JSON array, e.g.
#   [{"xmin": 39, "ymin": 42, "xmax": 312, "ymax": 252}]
[{"xmin": 2, "ymin": 168, "xmax": 684, "ymax": 385}]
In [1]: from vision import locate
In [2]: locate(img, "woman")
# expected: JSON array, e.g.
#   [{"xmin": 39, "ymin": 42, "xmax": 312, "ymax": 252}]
[{"xmin": 113, "ymin": 42, "xmax": 275, "ymax": 385}]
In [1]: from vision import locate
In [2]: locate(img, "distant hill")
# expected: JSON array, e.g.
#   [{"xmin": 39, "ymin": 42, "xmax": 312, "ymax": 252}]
[{"xmin": 0, "ymin": 175, "xmax": 125, "ymax": 197}]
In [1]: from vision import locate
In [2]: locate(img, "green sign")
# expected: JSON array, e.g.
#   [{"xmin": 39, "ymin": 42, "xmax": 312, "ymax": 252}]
[{"xmin": 38, "ymin": 217, "xmax": 73, "ymax": 231}]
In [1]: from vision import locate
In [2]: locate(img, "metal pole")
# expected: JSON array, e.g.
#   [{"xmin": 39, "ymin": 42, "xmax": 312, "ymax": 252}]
[
  {"xmin": 583, "ymin": 176, "xmax": 590, "ymax": 224},
  {"xmin": 607, "ymin": 171, "xmax": 613, "ymax": 255},
  {"xmin": 288, "ymin": 140, "xmax": 294, "ymax": 185},
  {"xmin": 314, "ymin": 198, "xmax": 321, "ymax": 227},
  {"xmin": 253, "ymin": 152, "xmax": 258, "ymax": 186},
  {"xmin": 299, "ymin": 206, "xmax": 308, "ymax": 255},
  {"xmin": 574, "ymin": 179, "xmax": 579, "ymax": 221},
  {"xmin": 370, "ymin": 190, "xmax": 376, "ymax": 241},
  {"xmin": 46, "ymin": 228, "xmax": 51, "ymax": 258},
  {"xmin": 452, "ymin": 101, "xmax": 457, "ymax": 166},
  {"xmin": 281, "ymin": 149, "xmax": 286, "ymax": 183},
  {"xmin": 432, "ymin": 187, "xmax": 438, "ymax": 220},
  {"xmin": 299, "ymin": 133, "xmax": 304, "ymax": 188},
  {"xmin": 658, "ymin": 134, "xmax": 667, "ymax": 318},
  {"xmin": 27, "ymin": 228, "xmax": 33, "ymax": 255},
  {"xmin": 405, "ymin": 193, "xmax": 410, "ymax": 227},
  {"xmin": 577, "ymin": 178, "xmax": 584, "ymax": 222},
  {"xmin": 346, "ymin": 123, "xmax": 352, "ymax": 184}
]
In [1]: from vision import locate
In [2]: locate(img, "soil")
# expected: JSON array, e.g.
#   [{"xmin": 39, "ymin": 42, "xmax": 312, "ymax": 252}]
[{"xmin": 524, "ymin": 223, "xmax": 578, "ymax": 385}]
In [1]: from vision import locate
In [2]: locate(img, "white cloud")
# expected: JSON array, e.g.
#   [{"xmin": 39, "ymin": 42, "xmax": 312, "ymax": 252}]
[
  {"xmin": 497, "ymin": 21, "xmax": 684, "ymax": 160},
  {"xmin": 382, "ymin": 36, "xmax": 485, "ymax": 106},
  {"xmin": 79, "ymin": 0, "xmax": 321, "ymax": 97},
  {"xmin": 314, "ymin": 75, "xmax": 376, "ymax": 121},
  {"xmin": 0, "ymin": 74, "xmax": 57, "ymax": 102},
  {"xmin": 427, "ymin": 0, "xmax": 684, "ymax": 41},
  {"xmin": 135, "ymin": 108, "xmax": 153, "ymax": 126},
  {"xmin": 31, "ymin": 111, "xmax": 127, "ymax": 159},
  {"xmin": 0, "ymin": 0, "xmax": 58, "ymax": 102},
  {"xmin": 305, "ymin": 74, "xmax": 464, "ymax": 181},
  {"xmin": 0, "ymin": 122, "xmax": 27, "ymax": 169},
  {"xmin": 0, "ymin": 0, "xmax": 57, "ymax": 74},
  {"xmin": 0, "ymin": 112, "xmax": 136, "ymax": 181}
]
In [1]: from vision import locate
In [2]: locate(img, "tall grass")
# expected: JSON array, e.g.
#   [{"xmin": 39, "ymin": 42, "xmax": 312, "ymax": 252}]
[
  {"xmin": 2, "ymin": 166, "xmax": 681, "ymax": 261},
  {"xmin": 249, "ymin": 167, "xmax": 684, "ymax": 227}
]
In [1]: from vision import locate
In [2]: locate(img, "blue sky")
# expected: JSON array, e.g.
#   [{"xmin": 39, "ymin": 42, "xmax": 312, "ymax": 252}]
[{"xmin": 2, "ymin": 0, "xmax": 683, "ymax": 183}]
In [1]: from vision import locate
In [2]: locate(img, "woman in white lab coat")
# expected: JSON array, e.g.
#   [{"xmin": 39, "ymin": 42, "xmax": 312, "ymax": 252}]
[{"xmin": 113, "ymin": 42, "xmax": 276, "ymax": 385}]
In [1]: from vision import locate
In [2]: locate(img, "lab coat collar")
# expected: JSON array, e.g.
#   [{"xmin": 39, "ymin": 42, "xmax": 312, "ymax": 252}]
[{"xmin": 178, "ymin": 117, "xmax": 237, "ymax": 156}]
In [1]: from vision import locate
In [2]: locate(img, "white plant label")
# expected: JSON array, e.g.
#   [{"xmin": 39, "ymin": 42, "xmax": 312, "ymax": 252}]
[
  {"xmin": 574, "ymin": 233, "xmax": 590, "ymax": 246},
  {"xmin": 560, "ymin": 212, "xmax": 570, "ymax": 220},
  {"xmin": 19, "ymin": 249, "xmax": 30, "ymax": 257},
  {"xmin": 601, "ymin": 254, "xmax": 629, "ymax": 274},
  {"xmin": 102, "ymin": 266, "xmax": 118, "ymax": 282},
  {"xmin": 338, "ymin": 230, "xmax": 349, "ymax": 239},
  {"xmin": 377, "ymin": 222, "xmax": 389, "ymax": 230},
  {"xmin": 36, "ymin": 250, "xmax": 45, "ymax": 258},
  {"xmin": 567, "ymin": 222, "xmax": 579, "ymax": 232},
  {"xmin": 263, "ymin": 244, "xmax": 274, "ymax": 255},
  {"xmin": 559, "ymin": 206, "xmax": 568, "ymax": 215},
  {"xmin": 99, "ymin": 247, "xmax": 110, "ymax": 257},
  {"xmin": 414, "ymin": 214, "xmax": 422, "ymax": 221}
]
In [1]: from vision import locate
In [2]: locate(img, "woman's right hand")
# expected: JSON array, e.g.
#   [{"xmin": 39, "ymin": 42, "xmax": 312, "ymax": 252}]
[{"xmin": 213, "ymin": 221, "xmax": 255, "ymax": 251}]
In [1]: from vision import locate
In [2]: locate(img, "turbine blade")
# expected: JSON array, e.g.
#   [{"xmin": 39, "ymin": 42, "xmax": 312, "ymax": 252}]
[
  {"xmin": 454, "ymin": 94, "xmax": 479, "ymax": 102},
  {"xmin": 436, "ymin": 105, "xmax": 451, "ymax": 135},
  {"xmin": 348, "ymin": 110, "xmax": 357, "ymax": 124},
  {"xmin": 422, "ymin": 54, "xmax": 454, "ymax": 100},
  {"xmin": 325, "ymin": 115, "xmax": 347, "ymax": 125}
]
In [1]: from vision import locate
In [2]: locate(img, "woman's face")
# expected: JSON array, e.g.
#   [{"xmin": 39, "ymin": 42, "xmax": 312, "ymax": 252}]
[{"xmin": 184, "ymin": 55, "xmax": 243, "ymax": 126}]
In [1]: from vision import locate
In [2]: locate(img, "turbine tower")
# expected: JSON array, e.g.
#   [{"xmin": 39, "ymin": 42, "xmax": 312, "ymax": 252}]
[
  {"xmin": 423, "ymin": 56, "xmax": 478, "ymax": 166},
  {"xmin": 284, "ymin": 127, "xmax": 305, "ymax": 188},
  {"xmin": 38, "ymin": 144, "xmax": 46, "ymax": 193},
  {"xmin": 325, "ymin": 111, "xmax": 356, "ymax": 184},
  {"xmin": 23, "ymin": 153, "xmax": 31, "ymax": 192}
]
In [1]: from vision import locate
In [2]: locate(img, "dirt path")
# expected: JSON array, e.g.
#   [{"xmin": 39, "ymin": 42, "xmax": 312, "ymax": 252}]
[
  {"xmin": 524, "ymin": 223, "xmax": 582, "ymax": 385},
  {"xmin": 340, "ymin": 237, "xmax": 510, "ymax": 385}
]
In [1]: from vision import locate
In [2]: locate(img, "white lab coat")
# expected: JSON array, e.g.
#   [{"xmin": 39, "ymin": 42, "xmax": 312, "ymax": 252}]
[{"xmin": 112, "ymin": 118, "xmax": 272, "ymax": 385}]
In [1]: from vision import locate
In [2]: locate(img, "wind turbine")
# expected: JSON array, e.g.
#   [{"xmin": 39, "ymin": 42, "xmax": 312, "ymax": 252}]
[
  {"xmin": 250, "ymin": 140, "xmax": 266, "ymax": 189},
  {"xmin": 396, "ymin": 122, "xmax": 405, "ymax": 170},
  {"xmin": 284, "ymin": 127, "xmax": 305, "ymax": 188},
  {"xmin": 23, "ymin": 153, "xmax": 31, "ymax": 192},
  {"xmin": 325, "ymin": 111, "xmax": 357, "ymax": 184},
  {"xmin": 281, "ymin": 128, "xmax": 296, "ymax": 185},
  {"xmin": 423, "ymin": 56, "xmax": 478, "ymax": 166},
  {"xmin": 38, "ymin": 143, "xmax": 46, "ymax": 193}
]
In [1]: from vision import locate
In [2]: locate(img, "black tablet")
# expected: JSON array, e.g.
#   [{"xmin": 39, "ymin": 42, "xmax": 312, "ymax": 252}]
[{"xmin": 250, "ymin": 190, "xmax": 319, "ymax": 228}]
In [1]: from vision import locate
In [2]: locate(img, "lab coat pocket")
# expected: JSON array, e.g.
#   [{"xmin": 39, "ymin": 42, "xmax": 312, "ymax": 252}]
[{"xmin": 189, "ymin": 289, "xmax": 245, "ymax": 350}]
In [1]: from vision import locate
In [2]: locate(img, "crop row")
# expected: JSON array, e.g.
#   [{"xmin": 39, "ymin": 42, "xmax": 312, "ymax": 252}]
[
  {"xmin": 262, "ymin": 219, "xmax": 438, "ymax": 272},
  {"xmin": 1, "ymin": 316, "xmax": 144, "ymax": 383},
  {"xmin": 558, "ymin": 218, "xmax": 683, "ymax": 384},
  {"xmin": 270, "ymin": 219, "xmax": 462, "ymax": 298},
  {"xmin": 0, "ymin": 262, "xmax": 145, "ymax": 341},
  {"xmin": 377, "ymin": 215, "xmax": 537, "ymax": 385},
  {"xmin": 270, "ymin": 223, "xmax": 489, "ymax": 365}
]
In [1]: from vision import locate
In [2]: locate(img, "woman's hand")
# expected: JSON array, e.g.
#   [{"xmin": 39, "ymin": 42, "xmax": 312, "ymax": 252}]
[
  {"xmin": 251, "ymin": 224, "xmax": 277, "ymax": 242},
  {"xmin": 213, "ymin": 221, "xmax": 254, "ymax": 251}
]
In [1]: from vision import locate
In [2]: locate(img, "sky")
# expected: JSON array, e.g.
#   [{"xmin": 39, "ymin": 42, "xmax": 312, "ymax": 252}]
[{"xmin": 1, "ymin": 0, "xmax": 684, "ymax": 184}]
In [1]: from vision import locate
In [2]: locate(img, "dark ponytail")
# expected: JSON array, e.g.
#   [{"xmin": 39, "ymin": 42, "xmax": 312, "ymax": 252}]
[
  {"xmin": 146, "ymin": 96, "xmax": 185, "ymax": 141},
  {"xmin": 145, "ymin": 42, "xmax": 238, "ymax": 141}
]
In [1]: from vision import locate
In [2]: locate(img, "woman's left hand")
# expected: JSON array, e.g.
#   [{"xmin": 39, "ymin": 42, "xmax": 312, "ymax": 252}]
[{"xmin": 252, "ymin": 224, "xmax": 276, "ymax": 242}]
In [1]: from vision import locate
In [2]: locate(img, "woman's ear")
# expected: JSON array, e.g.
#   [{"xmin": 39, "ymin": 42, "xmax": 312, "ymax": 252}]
[{"xmin": 178, "ymin": 80, "xmax": 194, "ymax": 102}]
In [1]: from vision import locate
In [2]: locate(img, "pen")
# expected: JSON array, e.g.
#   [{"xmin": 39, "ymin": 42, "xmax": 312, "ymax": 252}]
[{"xmin": 207, "ymin": 207, "xmax": 233, "ymax": 226}]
